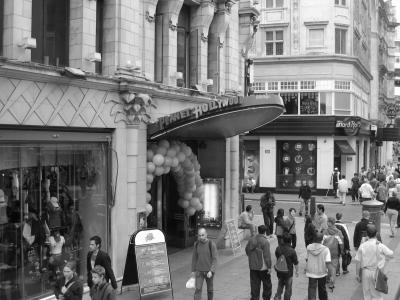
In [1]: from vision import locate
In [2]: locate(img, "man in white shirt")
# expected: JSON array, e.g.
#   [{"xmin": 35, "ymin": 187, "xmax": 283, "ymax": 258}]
[
  {"xmin": 355, "ymin": 224, "xmax": 393, "ymax": 300},
  {"xmin": 238, "ymin": 205, "xmax": 257, "ymax": 236},
  {"xmin": 337, "ymin": 175, "xmax": 348, "ymax": 205},
  {"xmin": 358, "ymin": 178, "xmax": 375, "ymax": 202}
]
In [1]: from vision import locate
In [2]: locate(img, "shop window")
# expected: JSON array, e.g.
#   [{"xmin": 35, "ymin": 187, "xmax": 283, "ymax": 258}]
[
  {"xmin": 335, "ymin": 80, "xmax": 351, "ymax": 90},
  {"xmin": 253, "ymin": 82, "xmax": 266, "ymax": 91},
  {"xmin": 335, "ymin": 28, "xmax": 347, "ymax": 54},
  {"xmin": 265, "ymin": 0, "xmax": 284, "ymax": 8},
  {"xmin": 31, "ymin": 0, "xmax": 69, "ymax": 66},
  {"xmin": 267, "ymin": 81, "xmax": 279, "ymax": 91},
  {"xmin": 280, "ymin": 81, "xmax": 297, "ymax": 90},
  {"xmin": 265, "ymin": 30, "xmax": 284, "ymax": 56},
  {"xmin": 320, "ymin": 92, "xmax": 333, "ymax": 115},
  {"xmin": 0, "ymin": 143, "xmax": 109, "ymax": 299},
  {"xmin": 276, "ymin": 140, "xmax": 317, "ymax": 191},
  {"xmin": 280, "ymin": 92, "xmax": 298, "ymax": 114},
  {"xmin": 300, "ymin": 92, "xmax": 318, "ymax": 114},
  {"xmin": 308, "ymin": 28, "xmax": 324, "ymax": 47},
  {"xmin": 177, "ymin": 5, "xmax": 190, "ymax": 88},
  {"xmin": 95, "ymin": 0, "xmax": 103, "ymax": 74},
  {"xmin": 300, "ymin": 81, "xmax": 315, "ymax": 90},
  {"xmin": 334, "ymin": 92, "xmax": 351, "ymax": 115}
]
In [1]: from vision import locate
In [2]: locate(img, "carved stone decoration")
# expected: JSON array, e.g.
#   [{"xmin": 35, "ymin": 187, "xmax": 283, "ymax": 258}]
[
  {"xmin": 225, "ymin": 0, "xmax": 235, "ymax": 13},
  {"xmin": 145, "ymin": 10, "xmax": 155, "ymax": 22},
  {"xmin": 292, "ymin": 0, "xmax": 299, "ymax": 51},
  {"xmin": 169, "ymin": 19, "xmax": 177, "ymax": 31},
  {"xmin": 201, "ymin": 32, "xmax": 208, "ymax": 42},
  {"xmin": 108, "ymin": 92, "xmax": 157, "ymax": 125},
  {"xmin": 384, "ymin": 103, "xmax": 400, "ymax": 120}
]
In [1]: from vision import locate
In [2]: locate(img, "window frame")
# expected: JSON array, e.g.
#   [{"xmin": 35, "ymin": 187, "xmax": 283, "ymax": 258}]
[
  {"xmin": 265, "ymin": 0, "xmax": 284, "ymax": 8},
  {"xmin": 335, "ymin": 27, "xmax": 347, "ymax": 54},
  {"xmin": 265, "ymin": 30, "xmax": 284, "ymax": 56},
  {"xmin": 334, "ymin": 0, "xmax": 347, "ymax": 6},
  {"xmin": 307, "ymin": 27, "xmax": 325, "ymax": 48}
]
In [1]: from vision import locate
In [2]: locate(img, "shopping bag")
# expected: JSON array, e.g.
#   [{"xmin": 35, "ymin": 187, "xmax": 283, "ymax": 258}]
[
  {"xmin": 375, "ymin": 268, "xmax": 388, "ymax": 294},
  {"xmin": 186, "ymin": 276, "xmax": 195, "ymax": 289}
]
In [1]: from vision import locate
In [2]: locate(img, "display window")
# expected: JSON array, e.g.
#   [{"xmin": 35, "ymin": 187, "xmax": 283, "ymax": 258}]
[
  {"xmin": 276, "ymin": 140, "xmax": 317, "ymax": 190},
  {"xmin": 0, "ymin": 143, "xmax": 109, "ymax": 300}
]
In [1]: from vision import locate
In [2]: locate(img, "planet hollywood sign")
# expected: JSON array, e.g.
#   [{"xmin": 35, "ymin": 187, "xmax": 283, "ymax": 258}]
[
  {"xmin": 156, "ymin": 96, "xmax": 244, "ymax": 130},
  {"xmin": 335, "ymin": 118, "xmax": 361, "ymax": 136}
]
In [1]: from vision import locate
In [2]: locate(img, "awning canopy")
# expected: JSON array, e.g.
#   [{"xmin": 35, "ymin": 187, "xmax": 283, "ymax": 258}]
[
  {"xmin": 376, "ymin": 128, "xmax": 400, "ymax": 141},
  {"xmin": 147, "ymin": 94, "xmax": 285, "ymax": 140},
  {"xmin": 335, "ymin": 140, "xmax": 356, "ymax": 155}
]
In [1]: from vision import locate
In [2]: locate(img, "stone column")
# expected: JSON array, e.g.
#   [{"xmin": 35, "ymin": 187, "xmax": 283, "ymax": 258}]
[
  {"xmin": 208, "ymin": 4, "xmax": 230, "ymax": 93},
  {"xmin": 229, "ymin": 136, "xmax": 240, "ymax": 220},
  {"xmin": 69, "ymin": 0, "xmax": 97, "ymax": 72},
  {"xmin": 3, "ymin": 0, "xmax": 32, "ymax": 61},
  {"xmin": 155, "ymin": 0, "xmax": 184, "ymax": 86},
  {"xmin": 189, "ymin": 1, "xmax": 215, "ymax": 87},
  {"xmin": 142, "ymin": 0, "xmax": 159, "ymax": 81},
  {"xmin": 224, "ymin": 3, "xmax": 240, "ymax": 94}
]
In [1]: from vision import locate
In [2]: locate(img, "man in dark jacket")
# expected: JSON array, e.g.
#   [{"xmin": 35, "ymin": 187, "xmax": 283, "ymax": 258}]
[
  {"xmin": 245, "ymin": 225, "xmax": 272, "ymax": 300},
  {"xmin": 334, "ymin": 213, "xmax": 350, "ymax": 275},
  {"xmin": 273, "ymin": 232, "xmax": 299, "ymax": 300},
  {"xmin": 87, "ymin": 236, "xmax": 117, "ymax": 290},
  {"xmin": 353, "ymin": 210, "xmax": 381, "ymax": 250},
  {"xmin": 260, "ymin": 191, "xmax": 275, "ymax": 235},
  {"xmin": 298, "ymin": 180, "xmax": 311, "ymax": 216},
  {"xmin": 191, "ymin": 228, "xmax": 218, "ymax": 300}
]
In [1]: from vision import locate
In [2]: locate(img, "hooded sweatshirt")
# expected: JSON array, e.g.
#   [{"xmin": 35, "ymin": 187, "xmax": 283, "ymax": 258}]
[
  {"xmin": 322, "ymin": 226, "xmax": 344, "ymax": 258},
  {"xmin": 306, "ymin": 243, "xmax": 331, "ymax": 278}
]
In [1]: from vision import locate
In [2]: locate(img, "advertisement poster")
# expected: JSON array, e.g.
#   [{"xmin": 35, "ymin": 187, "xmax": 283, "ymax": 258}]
[{"xmin": 244, "ymin": 149, "xmax": 260, "ymax": 188}]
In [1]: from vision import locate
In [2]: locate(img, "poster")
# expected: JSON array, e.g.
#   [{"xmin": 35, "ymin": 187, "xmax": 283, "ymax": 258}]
[
  {"xmin": 225, "ymin": 219, "xmax": 241, "ymax": 255},
  {"xmin": 244, "ymin": 149, "xmax": 260, "ymax": 188}
]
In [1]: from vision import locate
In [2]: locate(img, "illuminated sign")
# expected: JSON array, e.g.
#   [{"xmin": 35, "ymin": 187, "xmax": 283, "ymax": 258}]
[
  {"xmin": 336, "ymin": 117, "xmax": 361, "ymax": 136},
  {"xmin": 157, "ymin": 96, "xmax": 244, "ymax": 130}
]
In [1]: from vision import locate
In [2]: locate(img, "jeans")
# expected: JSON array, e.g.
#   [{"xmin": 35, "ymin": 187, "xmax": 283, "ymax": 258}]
[
  {"xmin": 290, "ymin": 234, "xmax": 297, "ymax": 249},
  {"xmin": 351, "ymin": 188, "xmax": 359, "ymax": 201},
  {"xmin": 263, "ymin": 211, "xmax": 274, "ymax": 235},
  {"xmin": 308, "ymin": 276, "xmax": 327, "ymax": 300},
  {"xmin": 327, "ymin": 257, "xmax": 339, "ymax": 287},
  {"xmin": 240, "ymin": 223, "xmax": 257, "ymax": 236},
  {"xmin": 338, "ymin": 191, "xmax": 346, "ymax": 204},
  {"xmin": 299, "ymin": 198, "xmax": 309, "ymax": 215},
  {"xmin": 274, "ymin": 275, "xmax": 293, "ymax": 300},
  {"xmin": 194, "ymin": 271, "xmax": 213, "ymax": 300},
  {"xmin": 386, "ymin": 208, "xmax": 399, "ymax": 236},
  {"xmin": 336, "ymin": 253, "xmax": 348, "ymax": 273},
  {"xmin": 250, "ymin": 270, "xmax": 272, "ymax": 300}
]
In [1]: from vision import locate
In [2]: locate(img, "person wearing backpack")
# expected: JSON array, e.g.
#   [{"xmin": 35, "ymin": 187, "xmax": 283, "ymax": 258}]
[
  {"xmin": 322, "ymin": 217, "xmax": 344, "ymax": 292},
  {"xmin": 305, "ymin": 232, "xmax": 331, "ymax": 300},
  {"xmin": 273, "ymin": 232, "xmax": 299, "ymax": 300},
  {"xmin": 245, "ymin": 225, "xmax": 272, "ymax": 300}
]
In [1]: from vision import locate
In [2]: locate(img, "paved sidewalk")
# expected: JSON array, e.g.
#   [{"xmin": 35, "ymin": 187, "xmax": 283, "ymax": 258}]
[{"xmin": 113, "ymin": 214, "xmax": 400, "ymax": 300}]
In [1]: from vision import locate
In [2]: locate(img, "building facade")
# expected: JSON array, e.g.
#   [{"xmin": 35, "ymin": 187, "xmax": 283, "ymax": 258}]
[
  {"xmin": 243, "ymin": 0, "xmax": 397, "ymax": 193},
  {"xmin": 0, "ymin": 1, "xmax": 273, "ymax": 299}
]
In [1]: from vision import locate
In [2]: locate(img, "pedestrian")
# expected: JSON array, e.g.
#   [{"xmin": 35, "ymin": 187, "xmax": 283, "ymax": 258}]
[
  {"xmin": 238, "ymin": 205, "xmax": 257, "ymax": 236},
  {"xmin": 87, "ymin": 236, "xmax": 117, "ymax": 290},
  {"xmin": 383, "ymin": 190, "xmax": 400, "ymax": 238},
  {"xmin": 351, "ymin": 173, "xmax": 361, "ymax": 202},
  {"xmin": 246, "ymin": 176, "xmax": 256, "ymax": 193},
  {"xmin": 260, "ymin": 191, "xmax": 276, "ymax": 235},
  {"xmin": 90, "ymin": 265, "xmax": 116, "ymax": 300},
  {"xmin": 322, "ymin": 217, "xmax": 344, "ymax": 291},
  {"xmin": 275, "ymin": 208, "xmax": 288, "ymax": 246},
  {"xmin": 369, "ymin": 174, "xmax": 379, "ymax": 192},
  {"xmin": 337, "ymin": 175, "xmax": 348, "ymax": 205},
  {"xmin": 54, "ymin": 261, "xmax": 83, "ymax": 300},
  {"xmin": 305, "ymin": 232, "xmax": 331, "ymax": 300},
  {"xmin": 313, "ymin": 204, "xmax": 328, "ymax": 233},
  {"xmin": 191, "ymin": 228, "xmax": 218, "ymax": 300},
  {"xmin": 245, "ymin": 225, "xmax": 272, "ymax": 300},
  {"xmin": 355, "ymin": 224, "xmax": 394, "ymax": 300},
  {"xmin": 298, "ymin": 180, "xmax": 311, "ymax": 216},
  {"xmin": 334, "ymin": 213, "xmax": 350, "ymax": 275},
  {"xmin": 353, "ymin": 210, "xmax": 382, "ymax": 250},
  {"xmin": 304, "ymin": 215, "xmax": 316, "ymax": 248},
  {"xmin": 375, "ymin": 180, "xmax": 388, "ymax": 207},
  {"xmin": 286, "ymin": 208, "xmax": 297, "ymax": 249},
  {"xmin": 273, "ymin": 232, "xmax": 299, "ymax": 300},
  {"xmin": 330, "ymin": 167, "xmax": 340, "ymax": 198},
  {"xmin": 358, "ymin": 178, "xmax": 375, "ymax": 203}
]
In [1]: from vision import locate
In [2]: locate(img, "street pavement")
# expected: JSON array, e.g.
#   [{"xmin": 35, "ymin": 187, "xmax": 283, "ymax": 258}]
[{"xmin": 110, "ymin": 194, "xmax": 400, "ymax": 300}]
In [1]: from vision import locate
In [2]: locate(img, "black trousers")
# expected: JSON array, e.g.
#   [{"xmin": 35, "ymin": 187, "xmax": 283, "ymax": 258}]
[
  {"xmin": 250, "ymin": 270, "xmax": 272, "ymax": 300},
  {"xmin": 262, "ymin": 210, "xmax": 274, "ymax": 235},
  {"xmin": 397, "ymin": 213, "xmax": 400, "ymax": 227},
  {"xmin": 308, "ymin": 276, "xmax": 327, "ymax": 300},
  {"xmin": 290, "ymin": 233, "xmax": 297, "ymax": 249}
]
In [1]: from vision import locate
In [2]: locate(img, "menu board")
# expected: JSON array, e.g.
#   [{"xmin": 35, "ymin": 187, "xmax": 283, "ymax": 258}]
[
  {"xmin": 135, "ymin": 242, "xmax": 171, "ymax": 296},
  {"xmin": 226, "ymin": 219, "xmax": 241, "ymax": 255}
]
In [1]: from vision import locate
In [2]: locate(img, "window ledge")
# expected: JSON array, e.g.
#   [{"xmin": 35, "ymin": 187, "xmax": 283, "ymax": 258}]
[{"xmin": 304, "ymin": 21, "xmax": 329, "ymax": 26}]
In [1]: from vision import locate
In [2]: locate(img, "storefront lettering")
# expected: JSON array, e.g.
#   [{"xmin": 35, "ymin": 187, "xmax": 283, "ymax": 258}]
[
  {"xmin": 336, "ymin": 120, "xmax": 361, "ymax": 129},
  {"xmin": 157, "ymin": 96, "xmax": 243, "ymax": 130}
]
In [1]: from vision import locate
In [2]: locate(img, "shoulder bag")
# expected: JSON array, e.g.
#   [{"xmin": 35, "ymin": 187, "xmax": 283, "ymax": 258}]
[{"xmin": 374, "ymin": 242, "xmax": 388, "ymax": 294}]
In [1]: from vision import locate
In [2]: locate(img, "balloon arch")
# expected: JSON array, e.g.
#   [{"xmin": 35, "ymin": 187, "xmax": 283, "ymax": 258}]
[{"xmin": 145, "ymin": 140, "xmax": 204, "ymax": 216}]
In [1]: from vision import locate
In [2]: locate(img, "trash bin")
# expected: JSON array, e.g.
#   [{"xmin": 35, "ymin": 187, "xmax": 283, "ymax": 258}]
[{"xmin": 361, "ymin": 199, "xmax": 383, "ymax": 234}]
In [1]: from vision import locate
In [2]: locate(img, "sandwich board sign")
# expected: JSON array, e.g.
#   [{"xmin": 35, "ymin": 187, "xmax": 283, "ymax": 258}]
[{"xmin": 225, "ymin": 219, "xmax": 241, "ymax": 255}]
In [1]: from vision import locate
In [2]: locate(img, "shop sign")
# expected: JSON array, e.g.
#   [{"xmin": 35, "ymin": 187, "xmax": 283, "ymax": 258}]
[
  {"xmin": 156, "ymin": 96, "xmax": 244, "ymax": 130},
  {"xmin": 225, "ymin": 219, "xmax": 241, "ymax": 255},
  {"xmin": 335, "ymin": 117, "xmax": 361, "ymax": 136}
]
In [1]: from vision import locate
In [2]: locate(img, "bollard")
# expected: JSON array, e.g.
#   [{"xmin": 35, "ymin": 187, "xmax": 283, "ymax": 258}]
[
  {"xmin": 310, "ymin": 196, "xmax": 316, "ymax": 220},
  {"xmin": 361, "ymin": 199, "xmax": 383, "ymax": 234}
]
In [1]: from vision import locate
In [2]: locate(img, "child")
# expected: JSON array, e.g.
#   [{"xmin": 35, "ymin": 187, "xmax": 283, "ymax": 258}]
[{"xmin": 90, "ymin": 265, "xmax": 116, "ymax": 300}]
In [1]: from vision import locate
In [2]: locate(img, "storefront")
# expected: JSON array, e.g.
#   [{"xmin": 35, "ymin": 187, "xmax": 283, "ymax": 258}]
[{"xmin": 243, "ymin": 116, "xmax": 371, "ymax": 194}]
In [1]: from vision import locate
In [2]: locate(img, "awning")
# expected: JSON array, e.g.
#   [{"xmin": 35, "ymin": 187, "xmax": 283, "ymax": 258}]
[
  {"xmin": 376, "ymin": 128, "xmax": 400, "ymax": 141},
  {"xmin": 147, "ymin": 94, "xmax": 284, "ymax": 140},
  {"xmin": 334, "ymin": 140, "xmax": 356, "ymax": 155}
]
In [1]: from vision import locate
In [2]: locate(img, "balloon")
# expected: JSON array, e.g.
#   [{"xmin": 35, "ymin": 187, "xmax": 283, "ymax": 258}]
[
  {"xmin": 172, "ymin": 144, "xmax": 181, "ymax": 153},
  {"xmin": 185, "ymin": 207, "xmax": 196, "ymax": 216},
  {"xmin": 166, "ymin": 148, "xmax": 177, "ymax": 158},
  {"xmin": 164, "ymin": 157, "xmax": 172, "ymax": 167},
  {"xmin": 158, "ymin": 140, "xmax": 170, "ymax": 149},
  {"xmin": 163, "ymin": 166, "xmax": 171, "ymax": 174},
  {"xmin": 156, "ymin": 146, "xmax": 167, "ymax": 156},
  {"xmin": 177, "ymin": 152, "xmax": 186, "ymax": 162},
  {"xmin": 171, "ymin": 157, "xmax": 179, "ymax": 167},
  {"xmin": 146, "ymin": 174, "xmax": 154, "ymax": 184},
  {"xmin": 146, "ymin": 149, "xmax": 154, "ymax": 162},
  {"xmin": 149, "ymin": 143, "xmax": 158, "ymax": 152},
  {"xmin": 146, "ymin": 183, "xmax": 151, "ymax": 191},
  {"xmin": 184, "ymin": 192, "xmax": 193, "ymax": 200},
  {"xmin": 153, "ymin": 154, "xmax": 165, "ymax": 166},
  {"xmin": 145, "ymin": 204, "xmax": 153, "ymax": 215},
  {"xmin": 195, "ymin": 203, "xmax": 203, "ymax": 211},
  {"xmin": 190, "ymin": 197, "xmax": 200, "ymax": 207},
  {"xmin": 154, "ymin": 166, "xmax": 164, "ymax": 176},
  {"xmin": 183, "ymin": 146, "xmax": 192, "ymax": 157},
  {"xmin": 181, "ymin": 200, "xmax": 190, "ymax": 209},
  {"xmin": 147, "ymin": 162, "xmax": 156, "ymax": 173},
  {"xmin": 146, "ymin": 193, "xmax": 152, "ymax": 203}
]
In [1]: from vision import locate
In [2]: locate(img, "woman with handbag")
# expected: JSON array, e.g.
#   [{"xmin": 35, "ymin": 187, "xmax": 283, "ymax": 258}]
[{"xmin": 354, "ymin": 224, "xmax": 393, "ymax": 300}]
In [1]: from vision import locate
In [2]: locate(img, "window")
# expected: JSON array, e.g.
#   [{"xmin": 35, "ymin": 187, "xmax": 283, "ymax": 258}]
[
  {"xmin": 335, "ymin": 80, "xmax": 351, "ymax": 90},
  {"xmin": 320, "ymin": 92, "xmax": 333, "ymax": 115},
  {"xmin": 0, "ymin": 0, "xmax": 3, "ymax": 56},
  {"xmin": 300, "ymin": 93, "xmax": 318, "ymax": 114},
  {"xmin": 280, "ymin": 81, "xmax": 298, "ymax": 90},
  {"xmin": 335, "ymin": 0, "xmax": 346, "ymax": 5},
  {"xmin": 334, "ymin": 92, "xmax": 351, "ymax": 115},
  {"xmin": 267, "ymin": 82, "xmax": 279, "ymax": 91},
  {"xmin": 31, "ymin": 0, "xmax": 69, "ymax": 66},
  {"xmin": 308, "ymin": 28, "xmax": 324, "ymax": 47},
  {"xmin": 265, "ymin": 0, "xmax": 284, "ymax": 8},
  {"xmin": 266, "ymin": 30, "xmax": 284, "ymax": 55},
  {"xmin": 177, "ymin": 5, "xmax": 190, "ymax": 88},
  {"xmin": 280, "ymin": 93, "xmax": 298, "ymax": 114},
  {"xmin": 335, "ymin": 28, "xmax": 347, "ymax": 54},
  {"xmin": 95, "ymin": 0, "xmax": 103, "ymax": 74},
  {"xmin": 253, "ymin": 82, "xmax": 266, "ymax": 91},
  {"xmin": 300, "ymin": 81, "xmax": 316, "ymax": 90}
]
